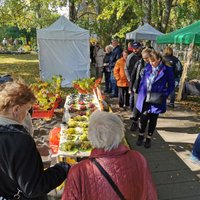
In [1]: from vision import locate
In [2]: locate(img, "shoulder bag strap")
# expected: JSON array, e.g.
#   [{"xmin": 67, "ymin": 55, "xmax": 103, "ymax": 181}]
[{"xmin": 90, "ymin": 158, "xmax": 126, "ymax": 200}]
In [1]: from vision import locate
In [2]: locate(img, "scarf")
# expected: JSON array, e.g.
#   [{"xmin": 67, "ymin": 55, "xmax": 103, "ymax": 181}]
[
  {"xmin": 0, "ymin": 115, "xmax": 33, "ymax": 135},
  {"xmin": 147, "ymin": 63, "xmax": 163, "ymax": 92},
  {"xmin": 0, "ymin": 116, "xmax": 20, "ymax": 126}
]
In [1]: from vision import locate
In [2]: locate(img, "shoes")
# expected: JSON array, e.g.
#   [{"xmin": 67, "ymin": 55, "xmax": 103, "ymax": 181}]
[
  {"xmin": 144, "ymin": 138, "xmax": 151, "ymax": 148},
  {"xmin": 130, "ymin": 121, "xmax": 138, "ymax": 131},
  {"xmin": 168, "ymin": 103, "xmax": 174, "ymax": 108},
  {"xmin": 136, "ymin": 135, "xmax": 144, "ymax": 146}
]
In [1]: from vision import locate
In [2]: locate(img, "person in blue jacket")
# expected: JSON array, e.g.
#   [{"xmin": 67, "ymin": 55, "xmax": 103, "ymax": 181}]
[
  {"xmin": 109, "ymin": 39, "xmax": 123, "ymax": 98},
  {"xmin": 136, "ymin": 50, "xmax": 175, "ymax": 148}
]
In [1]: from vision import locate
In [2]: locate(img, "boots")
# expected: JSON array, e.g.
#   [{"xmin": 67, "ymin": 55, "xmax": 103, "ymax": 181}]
[
  {"xmin": 144, "ymin": 138, "xmax": 151, "ymax": 148},
  {"xmin": 136, "ymin": 135, "xmax": 144, "ymax": 146},
  {"xmin": 130, "ymin": 120, "xmax": 138, "ymax": 131}
]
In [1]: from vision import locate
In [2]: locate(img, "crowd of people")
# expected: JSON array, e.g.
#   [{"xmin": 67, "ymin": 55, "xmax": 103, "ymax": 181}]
[
  {"xmin": 90, "ymin": 39, "xmax": 182, "ymax": 149},
  {"xmin": 0, "ymin": 77, "xmax": 158, "ymax": 199},
  {"xmin": 0, "ymin": 40, "xmax": 183, "ymax": 199}
]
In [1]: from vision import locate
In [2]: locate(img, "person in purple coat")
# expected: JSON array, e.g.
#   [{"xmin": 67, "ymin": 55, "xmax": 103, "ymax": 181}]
[{"xmin": 136, "ymin": 50, "xmax": 175, "ymax": 148}]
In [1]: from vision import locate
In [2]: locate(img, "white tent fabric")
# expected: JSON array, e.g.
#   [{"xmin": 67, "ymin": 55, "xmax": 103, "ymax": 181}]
[
  {"xmin": 126, "ymin": 23, "xmax": 163, "ymax": 41},
  {"xmin": 37, "ymin": 16, "xmax": 90, "ymax": 87}
]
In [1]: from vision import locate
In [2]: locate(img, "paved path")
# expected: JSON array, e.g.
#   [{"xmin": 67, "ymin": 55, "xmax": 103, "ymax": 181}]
[{"xmin": 111, "ymin": 101, "xmax": 200, "ymax": 200}]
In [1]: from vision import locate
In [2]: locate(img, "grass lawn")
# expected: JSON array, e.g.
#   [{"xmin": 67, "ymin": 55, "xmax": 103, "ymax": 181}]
[{"xmin": 0, "ymin": 53, "xmax": 39, "ymax": 84}]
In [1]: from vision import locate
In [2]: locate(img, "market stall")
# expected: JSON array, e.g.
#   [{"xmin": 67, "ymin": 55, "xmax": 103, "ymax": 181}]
[{"xmin": 48, "ymin": 77, "xmax": 105, "ymax": 161}]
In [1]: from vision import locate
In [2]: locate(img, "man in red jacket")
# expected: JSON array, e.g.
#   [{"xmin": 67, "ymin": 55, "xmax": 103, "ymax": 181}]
[{"xmin": 62, "ymin": 110, "xmax": 158, "ymax": 200}]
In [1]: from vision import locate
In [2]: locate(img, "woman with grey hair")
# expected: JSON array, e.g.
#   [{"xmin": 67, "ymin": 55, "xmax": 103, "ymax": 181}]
[{"xmin": 62, "ymin": 110, "xmax": 157, "ymax": 200}]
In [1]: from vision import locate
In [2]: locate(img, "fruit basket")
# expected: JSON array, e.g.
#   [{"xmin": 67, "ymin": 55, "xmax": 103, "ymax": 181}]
[
  {"xmin": 54, "ymin": 97, "xmax": 62, "ymax": 109},
  {"xmin": 72, "ymin": 77, "xmax": 101, "ymax": 94},
  {"xmin": 32, "ymin": 107, "xmax": 54, "ymax": 119}
]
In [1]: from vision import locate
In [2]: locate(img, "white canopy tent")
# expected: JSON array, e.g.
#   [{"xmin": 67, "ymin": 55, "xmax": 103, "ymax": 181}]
[
  {"xmin": 126, "ymin": 23, "xmax": 163, "ymax": 41},
  {"xmin": 37, "ymin": 16, "xmax": 90, "ymax": 87}
]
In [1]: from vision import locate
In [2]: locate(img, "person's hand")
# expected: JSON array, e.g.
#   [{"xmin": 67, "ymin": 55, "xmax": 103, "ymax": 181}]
[{"xmin": 56, "ymin": 162, "xmax": 71, "ymax": 175}]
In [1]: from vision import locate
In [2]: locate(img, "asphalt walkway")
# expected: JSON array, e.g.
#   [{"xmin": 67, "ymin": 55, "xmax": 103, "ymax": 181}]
[{"xmin": 111, "ymin": 101, "xmax": 200, "ymax": 200}]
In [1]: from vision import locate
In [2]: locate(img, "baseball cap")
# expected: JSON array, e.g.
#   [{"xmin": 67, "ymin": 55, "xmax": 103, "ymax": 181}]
[{"xmin": 132, "ymin": 42, "xmax": 142, "ymax": 48}]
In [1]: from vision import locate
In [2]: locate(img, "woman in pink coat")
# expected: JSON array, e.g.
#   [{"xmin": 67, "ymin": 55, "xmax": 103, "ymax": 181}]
[{"xmin": 62, "ymin": 110, "xmax": 157, "ymax": 200}]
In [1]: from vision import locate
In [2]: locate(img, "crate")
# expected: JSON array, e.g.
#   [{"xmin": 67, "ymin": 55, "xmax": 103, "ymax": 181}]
[
  {"xmin": 32, "ymin": 108, "xmax": 54, "ymax": 119},
  {"xmin": 54, "ymin": 98, "xmax": 62, "ymax": 109}
]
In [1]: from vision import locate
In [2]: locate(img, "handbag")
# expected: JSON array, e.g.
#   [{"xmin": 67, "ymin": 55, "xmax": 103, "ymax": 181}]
[
  {"xmin": 146, "ymin": 92, "xmax": 163, "ymax": 105},
  {"xmin": 0, "ymin": 188, "xmax": 24, "ymax": 200},
  {"xmin": 90, "ymin": 158, "xmax": 126, "ymax": 200}
]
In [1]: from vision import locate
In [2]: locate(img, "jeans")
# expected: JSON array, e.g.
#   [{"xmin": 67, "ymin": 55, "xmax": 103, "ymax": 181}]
[
  {"xmin": 104, "ymin": 72, "xmax": 111, "ymax": 92},
  {"xmin": 110, "ymin": 71, "xmax": 118, "ymax": 96},
  {"xmin": 169, "ymin": 79, "xmax": 179, "ymax": 104}
]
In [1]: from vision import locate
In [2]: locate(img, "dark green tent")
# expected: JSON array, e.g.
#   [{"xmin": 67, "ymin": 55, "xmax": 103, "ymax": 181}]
[{"xmin": 157, "ymin": 20, "xmax": 200, "ymax": 45}]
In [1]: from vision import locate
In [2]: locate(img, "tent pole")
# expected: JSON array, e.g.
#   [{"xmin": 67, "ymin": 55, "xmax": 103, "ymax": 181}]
[{"xmin": 177, "ymin": 42, "xmax": 194, "ymax": 101}]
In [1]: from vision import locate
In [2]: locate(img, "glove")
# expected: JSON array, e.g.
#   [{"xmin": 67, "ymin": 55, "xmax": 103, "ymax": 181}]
[{"xmin": 56, "ymin": 162, "xmax": 71, "ymax": 175}]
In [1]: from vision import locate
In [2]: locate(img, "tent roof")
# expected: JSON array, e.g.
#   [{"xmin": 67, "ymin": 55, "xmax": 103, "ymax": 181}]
[
  {"xmin": 37, "ymin": 15, "xmax": 89, "ymax": 40},
  {"xmin": 156, "ymin": 20, "xmax": 200, "ymax": 45},
  {"xmin": 126, "ymin": 23, "xmax": 163, "ymax": 41}
]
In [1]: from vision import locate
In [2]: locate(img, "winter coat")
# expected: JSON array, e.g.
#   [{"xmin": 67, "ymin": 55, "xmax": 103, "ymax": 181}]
[
  {"xmin": 114, "ymin": 57, "xmax": 129, "ymax": 87},
  {"xmin": 62, "ymin": 144, "xmax": 158, "ymax": 200},
  {"xmin": 125, "ymin": 52, "xmax": 141, "ymax": 82},
  {"xmin": 130, "ymin": 59, "xmax": 146, "ymax": 94},
  {"xmin": 136, "ymin": 63, "xmax": 175, "ymax": 114},
  {"xmin": 0, "ymin": 124, "xmax": 66, "ymax": 200},
  {"xmin": 94, "ymin": 47, "xmax": 105, "ymax": 68},
  {"xmin": 103, "ymin": 52, "xmax": 112, "ymax": 72},
  {"xmin": 109, "ymin": 45, "xmax": 123, "ymax": 69},
  {"xmin": 164, "ymin": 55, "xmax": 183, "ymax": 79}
]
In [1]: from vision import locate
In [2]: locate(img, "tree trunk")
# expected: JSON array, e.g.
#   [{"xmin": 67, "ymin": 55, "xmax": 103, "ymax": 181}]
[
  {"xmin": 157, "ymin": 0, "xmax": 163, "ymax": 31},
  {"xmin": 162, "ymin": 0, "xmax": 173, "ymax": 32},
  {"xmin": 69, "ymin": 0, "xmax": 76, "ymax": 22},
  {"xmin": 177, "ymin": 43, "xmax": 194, "ymax": 101},
  {"xmin": 147, "ymin": 0, "xmax": 152, "ymax": 23},
  {"xmin": 143, "ymin": 0, "xmax": 152, "ymax": 23}
]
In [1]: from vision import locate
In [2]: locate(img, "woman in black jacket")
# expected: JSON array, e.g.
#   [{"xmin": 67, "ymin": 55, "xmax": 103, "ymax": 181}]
[
  {"xmin": 163, "ymin": 46, "xmax": 183, "ymax": 108},
  {"xmin": 129, "ymin": 48, "xmax": 152, "ymax": 131},
  {"xmin": 0, "ymin": 80, "xmax": 70, "ymax": 200},
  {"xmin": 103, "ymin": 45, "xmax": 113, "ymax": 93}
]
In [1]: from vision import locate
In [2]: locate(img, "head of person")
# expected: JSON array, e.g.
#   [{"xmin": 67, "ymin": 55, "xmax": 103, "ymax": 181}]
[
  {"xmin": 127, "ymin": 42, "xmax": 133, "ymax": 52},
  {"xmin": 131, "ymin": 42, "xmax": 142, "ymax": 54},
  {"xmin": 163, "ymin": 46, "xmax": 173, "ymax": 56},
  {"xmin": 111, "ymin": 39, "xmax": 119, "ymax": 48},
  {"xmin": 88, "ymin": 110, "xmax": 125, "ymax": 151},
  {"xmin": 95, "ymin": 42, "xmax": 100, "ymax": 48},
  {"xmin": 141, "ymin": 48, "xmax": 152, "ymax": 63},
  {"xmin": 122, "ymin": 49, "xmax": 128, "ymax": 60},
  {"xmin": 0, "ymin": 80, "xmax": 36, "ymax": 123},
  {"xmin": 148, "ymin": 50, "xmax": 163, "ymax": 68},
  {"xmin": 105, "ymin": 45, "xmax": 113, "ymax": 54}
]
